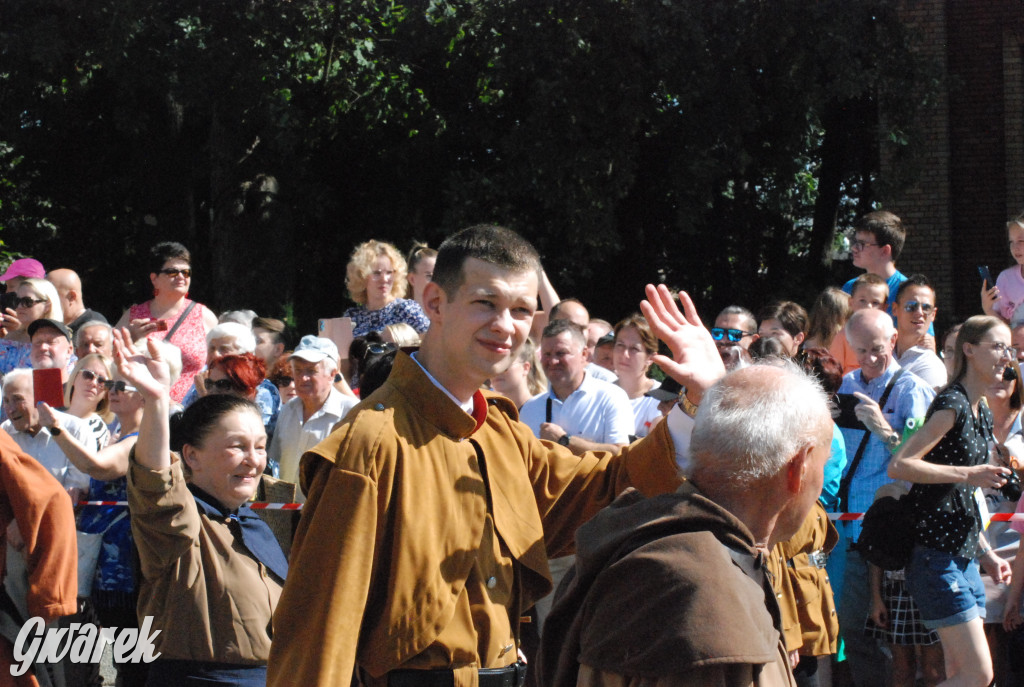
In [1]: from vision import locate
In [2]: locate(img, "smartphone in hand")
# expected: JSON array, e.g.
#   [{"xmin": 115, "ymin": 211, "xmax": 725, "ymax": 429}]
[{"xmin": 979, "ymin": 265, "xmax": 994, "ymax": 287}]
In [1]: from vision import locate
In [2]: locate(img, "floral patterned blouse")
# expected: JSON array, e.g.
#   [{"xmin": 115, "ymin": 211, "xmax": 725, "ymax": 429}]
[{"xmin": 129, "ymin": 299, "xmax": 209, "ymax": 402}]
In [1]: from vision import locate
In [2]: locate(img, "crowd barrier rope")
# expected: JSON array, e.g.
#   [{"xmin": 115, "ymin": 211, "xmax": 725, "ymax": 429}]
[{"xmin": 75, "ymin": 502, "xmax": 1024, "ymax": 522}]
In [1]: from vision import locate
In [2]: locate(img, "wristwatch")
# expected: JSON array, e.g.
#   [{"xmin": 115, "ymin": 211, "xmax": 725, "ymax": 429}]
[
  {"xmin": 557, "ymin": 434, "xmax": 570, "ymax": 447},
  {"xmin": 50, "ymin": 424, "xmax": 62, "ymax": 437},
  {"xmin": 680, "ymin": 393, "xmax": 699, "ymax": 419},
  {"xmin": 885, "ymin": 431, "xmax": 900, "ymax": 450}
]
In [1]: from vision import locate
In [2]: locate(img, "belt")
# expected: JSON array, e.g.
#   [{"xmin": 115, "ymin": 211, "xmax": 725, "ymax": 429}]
[
  {"xmin": 388, "ymin": 662, "xmax": 527, "ymax": 687},
  {"xmin": 787, "ymin": 548, "xmax": 828, "ymax": 569}
]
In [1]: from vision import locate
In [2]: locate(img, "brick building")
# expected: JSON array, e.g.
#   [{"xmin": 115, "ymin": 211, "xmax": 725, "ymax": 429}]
[{"xmin": 886, "ymin": 0, "xmax": 1024, "ymax": 329}]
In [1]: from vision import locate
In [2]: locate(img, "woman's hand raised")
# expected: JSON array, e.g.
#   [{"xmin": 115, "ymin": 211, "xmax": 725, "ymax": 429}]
[{"xmin": 111, "ymin": 328, "xmax": 170, "ymax": 400}]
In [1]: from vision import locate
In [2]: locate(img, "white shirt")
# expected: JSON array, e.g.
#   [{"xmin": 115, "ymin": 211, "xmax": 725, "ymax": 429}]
[
  {"xmin": 629, "ymin": 391, "xmax": 664, "ymax": 438},
  {"xmin": 2, "ymin": 411, "xmax": 92, "ymax": 491},
  {"xmin": 519, "ymin": 373, "xmax": 634, "ymax": 445},
  {"xmin": 897, "ymin": 345, "xmax": 947, "ymax": 388},
  {"xmin": 586, "ymin": 363, "xmax": 618, "ymax": 384},
  {"xmin": 269, "ymin": 387, "xmax": 358, "ymax": 499}
]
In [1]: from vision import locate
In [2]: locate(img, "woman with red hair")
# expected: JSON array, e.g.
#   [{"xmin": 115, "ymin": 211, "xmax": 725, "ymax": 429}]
[
  {"xmin": 204, "ymin": 353, "xmax": 284, "ymax": 477},
  {"xmin": 206, "ymin": 353, "xmax": 266, "ymax": 401}
]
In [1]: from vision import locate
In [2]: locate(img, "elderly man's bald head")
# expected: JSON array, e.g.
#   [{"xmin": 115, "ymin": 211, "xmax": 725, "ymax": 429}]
[
  {"xmin": 846, "ymin": 307, "xmax": 895, "ymax": 340},
  {"xmin": 845, "ymin": 308, "xmax": 898, "ymax": 381}
]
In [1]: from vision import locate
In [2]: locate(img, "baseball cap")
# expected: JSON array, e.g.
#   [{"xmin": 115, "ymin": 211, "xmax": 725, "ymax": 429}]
[
  {"xmin": 645, "ymin": 376, "xmax": 683, "ymax": 403},
  {"xmin": 290, "ymin": 335, "xmax": 339, "ymax": 364},
  {"xmin": 0, "ymin": 258, "xmax": 45, "ymax": 282},
  {"xmin": 28, "ymin": 318, "xmax": 72, "ymax": 342}
]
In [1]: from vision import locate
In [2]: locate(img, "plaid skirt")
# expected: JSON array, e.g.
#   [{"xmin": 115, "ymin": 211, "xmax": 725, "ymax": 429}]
[{"xmin": 864, "ymin": 570, "xmax": 940, "ymax": 646}]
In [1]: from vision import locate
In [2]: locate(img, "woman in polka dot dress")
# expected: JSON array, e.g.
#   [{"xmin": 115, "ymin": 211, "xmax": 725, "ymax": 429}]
[{"xmin": 889, "ymin": 315, "xmax": 1017, "ymax": 686}]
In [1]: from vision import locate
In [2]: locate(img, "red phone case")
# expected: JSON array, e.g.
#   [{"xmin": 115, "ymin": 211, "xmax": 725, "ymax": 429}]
[{"xmin": 33, "ymin": 368, "xmax": 65, "ymax": 408}]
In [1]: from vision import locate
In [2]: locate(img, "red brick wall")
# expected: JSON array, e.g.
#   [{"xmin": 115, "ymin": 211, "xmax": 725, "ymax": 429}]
[{"xmin": 888, "ymin": 0, "xmax": 1024, "ymax": 328}]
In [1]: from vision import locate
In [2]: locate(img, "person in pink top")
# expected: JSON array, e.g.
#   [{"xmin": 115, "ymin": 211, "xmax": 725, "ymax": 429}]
[
  {"xmin": 114, "ymin": 242, "xmax": 218, "ymax": 402},
  {"xmin": 983, "ymin": 215, "xmax": 1024, "ymax": 322}
]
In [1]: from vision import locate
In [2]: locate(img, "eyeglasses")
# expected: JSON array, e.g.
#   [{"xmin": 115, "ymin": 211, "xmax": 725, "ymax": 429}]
[
  {"xmin": 710, "ymin": 327, "xmax": 756, "ymax": 343},
  {"xmin": 850, "ymin": 239, "xmax": 879, "ymax": 251},
  {"xmin": 79, "ymin": 370, "xmax": 108, "ymax": 385},
  {"xmin": 158, "ymin": 268, "xmax": 192, "ymax": 278},
  {"xmin": 13, "ymin": 297, "xmax": 46, "ymax": 309},
  {"xmin": 272, "ymin": 376, "xmax": 294, "ymax": 387},
  {"xmin": 974, "ymin": 341, "xmax": 1019, "ymax": 359},
  {"xmin": 103, "ymin": 380, "xmax": 138, "ymax": 393},
  {"xmin": 206, "ymin": 378, "xmax": 240, "ymax": 393},
  {"xmin": 902, "ymin": 300, "xmax": 935, "ymax": 314}
]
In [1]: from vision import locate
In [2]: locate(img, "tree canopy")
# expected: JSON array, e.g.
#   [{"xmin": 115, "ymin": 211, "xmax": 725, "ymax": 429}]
[{"xmin": 0, "ymin": 0, "xmax": 942, "ymax": 328}]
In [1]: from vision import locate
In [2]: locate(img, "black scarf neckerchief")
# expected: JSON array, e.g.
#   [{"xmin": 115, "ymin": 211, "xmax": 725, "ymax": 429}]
[{"xmin": 187, "ymin": 483, "xmax": 289, "ymax": 583}]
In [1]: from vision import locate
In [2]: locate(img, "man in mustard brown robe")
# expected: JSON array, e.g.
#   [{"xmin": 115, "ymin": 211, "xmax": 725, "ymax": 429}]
[{"xmin": 269, "ymin": 225, "xmax": 725, "ymax": 687}]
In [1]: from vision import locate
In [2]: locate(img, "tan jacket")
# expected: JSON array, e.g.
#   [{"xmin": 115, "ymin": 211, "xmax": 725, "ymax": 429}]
[
  {"xmin": 767, "ymin": 501, "xmax": 839, "ymax": 656},
  {"xmin": 268, "ymin": 353, "xmax": 681, "ymax": 687},
  {"xmin": 128, "ymin": 456, "xmax": 283, "ymax": 664}
]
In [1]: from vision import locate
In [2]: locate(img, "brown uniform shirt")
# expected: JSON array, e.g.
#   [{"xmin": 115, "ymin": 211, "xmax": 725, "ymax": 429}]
[
  {"xmin": 128, "ymin": 455, "xmax": 282, "ymax": 664},
  {"xmin": 268, "ymin": 353, "xmax": 681, "ymax": 687},
  {"xmin": 767, "ymin": 501, "xmax": 839, "ymax": 656}
]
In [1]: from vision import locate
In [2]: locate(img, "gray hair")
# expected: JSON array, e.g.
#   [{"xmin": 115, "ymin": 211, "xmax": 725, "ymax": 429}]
[
  {"xmin": 845, "ymin": 307, "xmax": 895, "ymax": 339},
  {"xmin": 690, "ymin": 360, "xmax": 831, "ymax": 490},
  {"xmin": 1, "ymin": 368, "xmax": 32, "ymax": 396},
  {"xmin": 205, "ymin": 322, "xmax": 256, "ymax": 353},
  {"xmin": 74, "ymin": 320, "xmax": 112, "ymax": 347},
  {"xmin": 219, "ymin": 309, "xmax": 258, "ymax": 327}
]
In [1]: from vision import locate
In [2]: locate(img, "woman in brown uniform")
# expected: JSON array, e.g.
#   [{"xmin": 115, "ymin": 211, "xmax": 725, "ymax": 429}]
[{"xmin": 115, "ymin": 331, "xmax": 288, "ymax": 687}]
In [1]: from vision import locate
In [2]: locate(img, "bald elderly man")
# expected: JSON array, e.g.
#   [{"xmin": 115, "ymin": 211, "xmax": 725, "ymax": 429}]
[
  {"xmin": 46, "ymin": 268, "xmax": 108, "ymax": 334},
  {"xmin": 834, "ymin": 308, "xmax": 935, "ymax": 686}
]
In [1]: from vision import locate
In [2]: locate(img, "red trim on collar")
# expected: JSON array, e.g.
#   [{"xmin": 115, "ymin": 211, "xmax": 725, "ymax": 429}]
[{"xmin": 471, "ymin": 390, "xmax": 488, "ymax": 434}]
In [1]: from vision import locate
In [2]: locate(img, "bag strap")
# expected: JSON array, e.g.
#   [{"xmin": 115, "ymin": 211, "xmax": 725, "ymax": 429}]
[
  {"xmin": 546, "ymin": 397, "xmax": 553, "ymax": 423},
  {"xmin": 165, "ymin": 300, "xmax": 197, "ymax": 343},
  {"xmin": 837, "ymin": 368, "xmax": 906, "ymax": 510}
]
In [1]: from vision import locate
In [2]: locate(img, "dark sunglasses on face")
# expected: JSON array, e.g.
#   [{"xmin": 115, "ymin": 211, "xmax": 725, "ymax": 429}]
[
  {"xmin": 710, "ymin": 327, "xmax": 756, "ymax": 343},
  {"xmin": 206, "ymin": 378, "xmax": 240, "ymax": 393},
  {"xmin": 13, "ymin": 297, "xmax": 47, "ymax": 309},
  {"xmin": 159, "ymin": 268, "xmax": 192, "ymax": 278},
  {"xmin": 272, "ymin": 376, "xmax": 294, "ymax": 387},
  {"xmin": 79, "ymin": 369, "xmax": 108, "ymax": 385},
  {"xmin": 902, "ymin": 300, "xmax": 934, "ymax": 314},
  {"xmin": 103, "ymin": 380, "xmax": 137, "ymax": 393}
]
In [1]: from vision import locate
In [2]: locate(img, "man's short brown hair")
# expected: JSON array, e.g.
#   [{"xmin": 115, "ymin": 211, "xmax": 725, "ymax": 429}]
[
  {"xmin": 853, "ymin": 210, "xmax": 905, "ymax": 262},
  {"xmin": 432, "ymin": 225, "xmax": 541, "ymax": 298}
]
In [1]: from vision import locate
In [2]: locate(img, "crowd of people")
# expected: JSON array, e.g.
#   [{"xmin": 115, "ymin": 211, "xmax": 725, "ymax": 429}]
[{"xmin": 3, "ymin": 212, "xmax": 1024, "ymax": 687}]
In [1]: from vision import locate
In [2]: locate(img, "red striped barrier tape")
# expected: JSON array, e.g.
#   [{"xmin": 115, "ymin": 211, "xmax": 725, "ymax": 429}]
[
  {"xmin": 76, "ymin": 501, "xmax": 302, "ymax": 510},
  {"xmin": 73, "ymin": 503, "xmax": 1024, "ymax": 522}
]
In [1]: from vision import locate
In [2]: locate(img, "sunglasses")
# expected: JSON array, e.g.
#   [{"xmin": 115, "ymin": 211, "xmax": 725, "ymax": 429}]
[
  {"xmin": 902, "ymin": 300, "xmax": 934, "ymax": 314},
  {"xmin": 103, "ymin": 380, "xmax": 138, "ymax": 393},
  {"xmin": 273, "ymin": 376, "xmax": 294, "ymax": 387},
  {"xmin": 79, "ymin": 369, "xmax": 109, "ymax": 385},
  {"xmin": 158, "ymin": 268, "xmax": 192, "ymax": 278},
  {"xmin": 364, "ymin": 342, "xmax": 397, "ymax": 359},
  {"xmin": 13, "ymin": 297, "xmax": 47, "ymax": 309},
  {"xmin": 206, "ymin": 378, "xmax": 240, "ymax": 393},
  {"xmin": 710, "ymin": 327, "xmax": 756, "ymax": 343}
]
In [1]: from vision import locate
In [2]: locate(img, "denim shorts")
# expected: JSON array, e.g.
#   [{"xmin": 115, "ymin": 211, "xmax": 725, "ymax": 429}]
[{"xmin": 905, "ymin": 544, "xmax": 986, "ymax": 630}]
